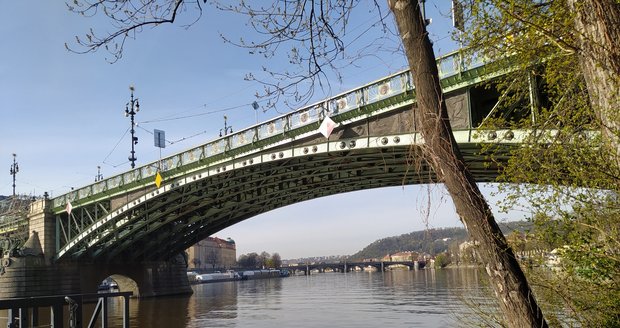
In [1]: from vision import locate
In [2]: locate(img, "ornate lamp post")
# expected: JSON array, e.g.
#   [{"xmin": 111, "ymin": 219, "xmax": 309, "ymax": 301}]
[
  {"xmin": 9, "ymin": 153, "xmax": 18, "ymax": 196},
  {"xmin": 95, "ymin": 165, "xmax": 103, "ymax": 182},
  {"xmin": 125, "ymin": 86, "xmax": 140, "ymax": 168},
  {"xmin": 252, "ymin": 101, "xmax": 259, "ymax": 124},
  {"xmin": 219, "ymin": 115, "xmax": 233, "ymax": 137}
]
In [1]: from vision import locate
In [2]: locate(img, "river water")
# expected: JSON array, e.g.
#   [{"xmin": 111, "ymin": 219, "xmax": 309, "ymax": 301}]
[
  {"xmin": 1, "ymin": 268, "xmax": 500, "ymax": 327},
  {"xmin": 113, "ymin": 267, "xmax": 497, "ymax": 327}
]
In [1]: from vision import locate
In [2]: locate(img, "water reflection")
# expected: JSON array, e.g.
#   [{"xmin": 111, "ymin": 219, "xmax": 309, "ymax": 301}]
[
  {"xmin": 189, "ymin": 281, "xmax": 238, "ymax": 326},
  {"xmin": 1, "ymin": 268, "xmax": 499, "ymax": 327}
]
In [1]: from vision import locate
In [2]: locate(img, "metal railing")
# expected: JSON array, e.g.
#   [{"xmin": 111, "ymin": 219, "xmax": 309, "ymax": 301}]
[
  {"xmin": 0, "ymin": 196, "xmax": 32, "ymax": 238},
  {"xmin": 0, "ymin": 291, "xmax": 132, "ymax": 328},
  {"xmin": 51, "ymin": 49, "xmax": 488, "ymax": 212}
]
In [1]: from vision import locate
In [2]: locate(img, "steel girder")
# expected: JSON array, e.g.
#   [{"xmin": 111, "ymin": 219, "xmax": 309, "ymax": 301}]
[{"xmin": 54, "ymin": 130, "xmax": 522, "ymax": 262}]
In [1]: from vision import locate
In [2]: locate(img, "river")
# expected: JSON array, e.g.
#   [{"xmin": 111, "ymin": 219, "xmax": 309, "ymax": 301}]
[
  {"xmin": 109, "ymin": 267, "xmax": 498, "ymax": 327},
  {"xmin": 1, "ymin": 267, "xmax": 500, "ymax": 327}
]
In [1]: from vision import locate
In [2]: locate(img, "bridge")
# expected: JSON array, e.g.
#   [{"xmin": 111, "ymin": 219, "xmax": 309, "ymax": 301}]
[
  {"xmin": 0, "ymin": 50, "xmax": 538, "ymax": 298},
  {"xmin": 283, "ymin": 260, "xmax": 427, "ymax": 274}
]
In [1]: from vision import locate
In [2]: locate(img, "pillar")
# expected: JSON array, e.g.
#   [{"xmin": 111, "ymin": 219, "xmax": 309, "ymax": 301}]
[{"xmin": 27, "ymin": 198, "xmax": 55, "ymax": 264}]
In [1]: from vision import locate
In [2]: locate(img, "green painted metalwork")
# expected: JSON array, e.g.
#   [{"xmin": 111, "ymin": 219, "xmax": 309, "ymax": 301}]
[
  {"xmin": 55, "ymin": 127, "xmax": 547, "ymax": 261},
  {"xmin": 50, "ymin": 49, "xmax": 499, "ymax": 214},
  {"xmin": 47, "ymin": 49, "xmax": 542, "ymax": 261}
]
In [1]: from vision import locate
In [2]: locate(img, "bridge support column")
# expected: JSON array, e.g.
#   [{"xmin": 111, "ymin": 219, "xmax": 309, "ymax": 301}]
[
  {"xmin": 0, "ymin": 259, "xmax": 83, "ymax": 298},
  {"xmin": 0, "ymin": 199, "xmax": 83, "ymax": 299},
  {"xmin": 27, "ymin": 198, "xmax": 55, "ymax": 264},
  {"xmin": 0, "ymin": 255, "xmax": 192, "ymax": 299},
  {"xmin": 118, "ymin": 254, "xmax": 193, "ymax": 298}
]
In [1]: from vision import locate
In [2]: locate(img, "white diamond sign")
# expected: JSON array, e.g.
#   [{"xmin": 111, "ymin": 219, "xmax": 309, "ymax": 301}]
[{"xmin": 319, "ymin": 116, "xmax": 337, "ymax": 138}]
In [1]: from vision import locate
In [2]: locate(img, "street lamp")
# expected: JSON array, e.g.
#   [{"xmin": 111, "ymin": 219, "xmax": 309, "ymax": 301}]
[
  {"xmin": 219, "ymin": 115, "xmax": 233, "ymax": 137},
  {"xmin": 252, "ymin": 101, "xmax": 259, "ymax": 124},
  {"xmin": 9, "ymin": 153, "xmax": 18, "ymax": 196},
  {"xmin": 95, "ymin": 165, "xmax": 103, "ymax": 182},
  {"xmin": 125, "ymin": 86, "xmax": 140, "ymax": 168}
]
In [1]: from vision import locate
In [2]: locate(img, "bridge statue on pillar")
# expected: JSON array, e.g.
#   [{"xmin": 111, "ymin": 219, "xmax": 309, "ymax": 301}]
[{"xmin": 0, "ymin": 50, "xmax": 549, "ymax": 298}]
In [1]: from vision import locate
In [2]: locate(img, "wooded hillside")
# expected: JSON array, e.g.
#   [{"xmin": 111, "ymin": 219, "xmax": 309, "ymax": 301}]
[{"xmin": 350, "ymin": 221, "xmax": 531, "ymax": 260}]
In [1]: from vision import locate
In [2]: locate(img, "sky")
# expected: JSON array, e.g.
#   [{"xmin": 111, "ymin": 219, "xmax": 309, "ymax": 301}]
[{"xmin": 0, "ymin": 1, "xmax": 532, "ymax": 259}]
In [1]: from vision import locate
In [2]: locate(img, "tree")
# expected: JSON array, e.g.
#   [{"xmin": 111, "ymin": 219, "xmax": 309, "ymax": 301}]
[
  {"xmin": 566, "ymin": 0, "xmax": 620, "ymax": 160},
  {"xmin": 191, "ymin": 257, "xmax": 201, "ymax": 269},
  {"xmin": 206, "ymin": 248, "xmax": 219, "ymax": 269},
  {"xmin": 461, "ymin": 0, "xmax": 620, "ymax": 160},
  {"xmin": 258, "ymin": 251, "xmax": 270, "ymax": 269},
  {"xmin": 67, "ymin": 1, "xmax": 547, "ymax": 326},
  {"xmin": 270, "ymin": 252, "xmax": 282, "ymax": 268},
  {"xmin": 433, "ymin": 252, "xmax": 451, "ymax": 269},
  {"xmin": 237, "ymin": 252, "xmax": 259, "ymax": 268},
  {"xmin": 65, "ymin": 0, "xmax": 187, "ymax": 63},
  {"xmin": 388, "ymin": 2, "xmax": 547, "ymax": 326},
  {"xmin": 461, "ymin": 1, "xmax": 620, "ymax": 326}
]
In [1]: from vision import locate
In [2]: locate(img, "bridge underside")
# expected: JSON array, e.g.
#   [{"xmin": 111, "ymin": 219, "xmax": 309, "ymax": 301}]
[{"xmin": 59, "ymin": 136, "xmax": 506, "ymax": 263}]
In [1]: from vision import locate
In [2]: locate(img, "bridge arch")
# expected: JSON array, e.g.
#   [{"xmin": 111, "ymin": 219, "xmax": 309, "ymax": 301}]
[
  {"xmin": 55, "ymin": 128, "xmax": 514, "ymax": 263},
  {"xmin": 46, "ymin": 49, "xmax": 510, "ymax": 262},
  {"xmin": 42, "ymin": 50, "xmax": 567, "ymax": 266}
]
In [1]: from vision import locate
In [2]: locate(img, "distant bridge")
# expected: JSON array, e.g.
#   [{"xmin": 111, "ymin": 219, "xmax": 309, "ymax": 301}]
[
  {"xmin": 1, "ymin": 50, "xmax": 544, "ymax": 298},
  {"xmin": 283, "ymin": 260, "xmax": 426, "ymax": 273}
]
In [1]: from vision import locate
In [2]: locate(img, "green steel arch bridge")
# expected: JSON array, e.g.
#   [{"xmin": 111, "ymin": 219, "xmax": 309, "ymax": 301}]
[{"xmin": 0, "ymin": 51, "xmax": 548, "ymax": 291}]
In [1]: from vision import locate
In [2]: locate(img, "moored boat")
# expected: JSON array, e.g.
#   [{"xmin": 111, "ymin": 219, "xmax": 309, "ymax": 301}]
[{"xmin": 194, "ymin": 271, "xmax": 240, "ymax": 283}]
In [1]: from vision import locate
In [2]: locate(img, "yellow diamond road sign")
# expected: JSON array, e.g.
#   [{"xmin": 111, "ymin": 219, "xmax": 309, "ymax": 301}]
[{"xmin": 155, "ymin": 172, "xmax": 163, "ymax": 188}]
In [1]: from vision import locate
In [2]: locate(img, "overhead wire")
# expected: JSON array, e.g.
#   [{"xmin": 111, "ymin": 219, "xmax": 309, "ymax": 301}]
[
  {"xmin": 137, "ymin": 125, "xmax": 211, "ymax": 146},
  {"xmin": 96, "ymin": 12, "xmax": 455, "ymax": 174},
  {"xmin": 98, "ymin": 94, "xmax": 260, "ymax": 172},
  {"xmin": 138, "ymin": 103, "xmax": 251, "ymax": 124},
  {"xmin": 137, "ymin": 81, "xmax": 258, "ymax": 123},
  {"xmin": 102, "ymin": 127, "xmax": 130, "ymax": 167}
]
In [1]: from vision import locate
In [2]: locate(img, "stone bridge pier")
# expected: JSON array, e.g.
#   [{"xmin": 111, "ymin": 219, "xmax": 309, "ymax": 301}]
[{"xmin": 0, "ymin": 199, "xmax": 192, "ymax": 299}]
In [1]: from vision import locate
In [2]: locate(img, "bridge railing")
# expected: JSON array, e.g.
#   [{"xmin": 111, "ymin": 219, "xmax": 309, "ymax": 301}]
[
  {"xmin": 51, "ymin": 49, "xmax": 487, "ymax": 212},
  {"xmin": 0, "ymin": 196, "xmax": 33, "ymax": 236},
  {"xmin": 0, "ymin": 291, "xmax": 132, "ymax": 328}
]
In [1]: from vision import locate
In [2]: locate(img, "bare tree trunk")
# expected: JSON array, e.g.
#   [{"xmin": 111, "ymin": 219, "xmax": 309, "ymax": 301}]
[
  {"xmin": 567, "ymin": 0, "xmax": 620, "ymax": 160},
  {"xmin": 387, "ymin": 1, "xmax": 548, "ymax": 326}
]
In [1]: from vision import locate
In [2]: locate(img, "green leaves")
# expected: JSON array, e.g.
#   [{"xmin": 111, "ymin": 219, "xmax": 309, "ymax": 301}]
[{"xmin": 463, "ymin": 1, "xmax": 620, "ymax": 325}]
